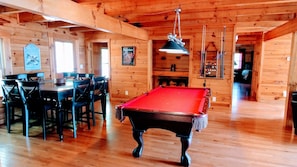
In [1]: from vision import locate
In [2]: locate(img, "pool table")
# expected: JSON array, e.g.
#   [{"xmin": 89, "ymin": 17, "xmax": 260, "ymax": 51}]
[{"xmin": 116, "ymin": 86, "xmax": 210, "ymax": 166}]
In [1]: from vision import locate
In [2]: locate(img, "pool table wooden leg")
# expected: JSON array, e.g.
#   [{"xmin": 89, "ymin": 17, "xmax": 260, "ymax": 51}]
[
  {"xmin": 180, "ymin": 134, "xmax": 192, "ymax": 167},
  {"xmin": 132, "ymin": 129, "xmax": 145, "ymax": 157}
]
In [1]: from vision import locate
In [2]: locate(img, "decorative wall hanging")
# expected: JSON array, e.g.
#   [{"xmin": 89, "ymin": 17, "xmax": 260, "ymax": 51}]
[
  {"xmin": 122, "ymin": 46, "xmax": 136, "ymax": 66},
  {"xmin": 24, "ymin": 43, "xmax": 41, "ymax": 70}
]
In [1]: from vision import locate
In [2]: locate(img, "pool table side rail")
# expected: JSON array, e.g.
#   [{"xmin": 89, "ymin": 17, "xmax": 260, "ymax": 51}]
[{"xmin": 115, "ymin": 87, "xmax": 211, "ymax": 124}]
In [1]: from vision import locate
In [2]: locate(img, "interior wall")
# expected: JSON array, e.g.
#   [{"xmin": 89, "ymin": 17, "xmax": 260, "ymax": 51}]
[
  {"xmin": 0, "ymin": 14, "xmax": 85, "ymax": 79},
  {"xmin": 258, "ymin": 34, "xmax": 292, "ymax": 103},
  {"xmin": 191, "ymin": 25, "xmax": 235, "ymax": 110},
  {"xmin": 252, "ymin": 34, "xmax": 264, "ymax": 101},
  {"xmin": 85, "ymin": 32, "xmax": 149, "ymax": 102},
  {"xmin": 0, "ymin": 14, "xmax": 85, "ymax": 125}
]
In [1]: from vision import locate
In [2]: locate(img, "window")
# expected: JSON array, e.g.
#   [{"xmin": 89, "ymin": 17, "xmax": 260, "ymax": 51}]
[
  {"xmin": 234, "ymin": 53, "xmax": 242, "ymax": 70},
  {"xmin": 101, "ymin": 48, "xmax": 110, "ymax": 78},
  {"xmin": 54, "ymin": 41, "xmax": 74, "ymax": 73}
]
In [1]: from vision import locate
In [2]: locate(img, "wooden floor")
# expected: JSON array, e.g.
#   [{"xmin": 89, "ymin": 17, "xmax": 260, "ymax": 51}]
[{"xmin": 1, "ymin": 84, "xmax": 297, "ymax": 167}]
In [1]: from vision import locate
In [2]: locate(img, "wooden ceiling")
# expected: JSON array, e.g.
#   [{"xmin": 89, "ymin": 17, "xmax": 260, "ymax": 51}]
[{"xmin": 0, "ymin": 0, "xmax": 297, "ymax": 39}]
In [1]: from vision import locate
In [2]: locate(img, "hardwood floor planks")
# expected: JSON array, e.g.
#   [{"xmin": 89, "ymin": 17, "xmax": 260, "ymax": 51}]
[{"xmin": 1, "ymin": 86, "xmax": 297, "ymax": 166}]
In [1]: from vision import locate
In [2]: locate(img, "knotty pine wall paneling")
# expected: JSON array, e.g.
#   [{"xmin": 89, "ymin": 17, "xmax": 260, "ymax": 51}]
[
  {"xmin": 284, "ymin": 32, "xmax": 297, "ymax": 128},
  {"xmin": 0, "ymin": 14, "xmax": 85, "ymax": 124},
  {"xmin": 258, "ymin": 34, "xmax": 292, "ymax": 104},
  {"xmin": 252, "ymin": 33, "xmax": 264, "ymax": 101},
  {"xmin": 149, "ymin": 24, "xmax": 235, "ymax": 111},
  {"xmin": 85, "ymin": 32, "xmax": 150, "ymax": 102},
  {"xmin": 0, "ymin": 14, "xmax": 85, "ymax": 79},
  {"xmin": 110, "ymin": 39, "xmax": 149, "ymax": 102},
  {"xmin": 191, "ymin": 25, "xmax": 235, "ymax": 110}
]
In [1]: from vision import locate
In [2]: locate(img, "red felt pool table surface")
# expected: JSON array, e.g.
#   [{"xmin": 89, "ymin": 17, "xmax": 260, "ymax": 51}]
[{"xmin": 121, "ymin": 86, "xmax": 209, "ymax": 116}]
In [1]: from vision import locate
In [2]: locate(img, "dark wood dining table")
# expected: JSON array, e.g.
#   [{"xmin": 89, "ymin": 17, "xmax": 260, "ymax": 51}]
[{"xmin": 40, "ymin": 80, "xmax": 73, "ymax": 141}]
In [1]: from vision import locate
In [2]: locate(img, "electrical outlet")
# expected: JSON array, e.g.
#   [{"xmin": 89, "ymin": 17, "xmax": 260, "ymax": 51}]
[
  {"xmin": 125, "ymin": 90, "xmax": 129, "ymax": 95},
  {"xmin": 283, "ymin": 90, "xmax": 287, "ymax": 97},
  {"xmin": 212, "ymin": 96, "xmax": 216, "ymax": 102}
]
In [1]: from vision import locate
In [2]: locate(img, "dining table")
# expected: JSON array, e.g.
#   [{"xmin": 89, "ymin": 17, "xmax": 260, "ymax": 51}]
[{"xmin": 40, "ymin": 80, "xmax": 73, "ymax": 141}]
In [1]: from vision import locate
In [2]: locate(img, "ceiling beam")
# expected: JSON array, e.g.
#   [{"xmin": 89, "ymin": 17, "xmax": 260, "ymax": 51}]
[
  {"xmin": 88, "ymin": 0, "xmax": 297, "ymax": 16},
  {"xmin": 70, "ymin": 27, "xmax": 97, "ymax": 32},
  {"xmin": 0, "ymin": 0, "xmax": 148, "ymax": 40},
  {"xmin": 47, "ymin": 21, "xmax": 79, "ymax": 28},
  {"xmin": 264, "ymin": 18, "xmax": 297, "ymax": 41},
  {"xmin": 122, "ymin": 2, "xmax": 297, "ymax": 24},
  {"xmin": 0, "ymin": 5, "xmax": 23, "ymax": 14},
  {"xmin": 18, "ymin": 12, "xmax": 46, "ymax": 23}
]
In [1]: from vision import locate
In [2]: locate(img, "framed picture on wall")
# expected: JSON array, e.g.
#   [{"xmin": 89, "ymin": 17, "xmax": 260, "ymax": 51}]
[
  {"xmin": 24, "ymin": 43, "xmax": 41, "ymax": 71},
  {"xmin": 122, "ymin": 46, "xmax": 136, "ymax": 66}
]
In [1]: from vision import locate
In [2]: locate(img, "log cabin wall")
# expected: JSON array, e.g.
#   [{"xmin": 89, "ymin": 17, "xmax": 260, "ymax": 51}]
[
  {"xmin": 284, "ymin": 32, "xmax": 297, "ymax": 128},
  {"xmin": 192, "ymin": 25, "xmax": 235, "ymax": 110},
  {"xmin": 85, "ymin": 32, "xmax": 150, "ymax": 102},
  {"xmin": 253, "ymin": 34, "xmax": 264, "ymax": 101},
  {"xmin": 86, "ymin": 24, "xmax": 235, "ymax": 110},
  {"xmin": 259, "ymin": 34, "xmax": 292, "ymax": 103},
  {"xmin": 150, "ymin": 24, "xmax": 235, "ymax": 111},
  {"xmin": 152, "ymin": 40, "xmax": 190, "ymax": 88},
  {"xmin": 0, "ymin": 14, "xmax": 86, "ymax": 79},
  {"xmin": 0, "ymin": 14, "xmax": 86, "ymax": 125},
  {"xmin": 0, "ymin": 11, "xmax": 293, "ymax": 117}
]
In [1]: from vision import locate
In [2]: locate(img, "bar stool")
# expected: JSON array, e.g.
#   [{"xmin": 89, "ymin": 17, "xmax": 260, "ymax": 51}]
[
  {"xmin": 1, "ymin": 79, "xmax": 23, "ymax": 133},
  {"xmin": 90, "ymin": 76, "xmax": 107, "ymax": 125},
  {"xmin": 16, "ymin": 80, "xmax": 57, "ymax": 139}
]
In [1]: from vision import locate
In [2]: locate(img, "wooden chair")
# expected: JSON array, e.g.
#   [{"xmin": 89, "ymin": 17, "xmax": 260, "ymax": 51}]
[
  {"xmin": 63, "ymin": 78, "xmax": 91, "ymax": 138},
  {"xmin": 90, "ymin": 76, "xmax": 107, "ymax": 125},
  {"xmin": 1, "ymin": 79, "xmax": 23, "ymax": 133},
  {"xmin": 16, "ymin": 80, "xmax": 56, "ymax": 139}
]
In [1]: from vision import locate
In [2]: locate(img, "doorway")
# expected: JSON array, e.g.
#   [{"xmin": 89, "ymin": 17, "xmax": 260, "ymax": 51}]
[
  {"xmin": 233, "ymin": 45, "xmax": 254, "ymax": 100},
  {"xmin": 92, "ymin": 42, "xmax": 110, "ymax": 78},
  {"xmin": 91, "ymin": 42, "xmax": 110, "ymax": 95}
]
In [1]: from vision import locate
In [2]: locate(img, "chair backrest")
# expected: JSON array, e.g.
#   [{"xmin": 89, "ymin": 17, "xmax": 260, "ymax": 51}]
[
  {"xmin": 77, "ymin": 73, "xmax": 94, "ymax": 80},
  {"xmin": 5, "ymin": 74, "xmax": 18, "ymax": 79},
  {"xmin": 91, "ymin": 76, "xmax": 107, "ymax": 101},
  {"xmin": 27, "ymin": 72, "xmax": 45, "ymax": 81},
  {"xmin": 72, "ymin": 78, "xmax": 91, "ymax": 104},
  {"xmin": 17, "ymin": 74, "xmax": 28, "ymax": 81},
  {"xmin": 63, "ymin": 72, "xmax": 77, "ymax": 80},
  {"xmin": 15, "ymin": 80, "xmax": 42, "ymax": 110},
  {"xmin": 1, "ymin": 79, "xmax": 22, "ymax": 105},
  {"xmin": 5, "ymin": 74, "xmax": 28, "ymax": 81}
]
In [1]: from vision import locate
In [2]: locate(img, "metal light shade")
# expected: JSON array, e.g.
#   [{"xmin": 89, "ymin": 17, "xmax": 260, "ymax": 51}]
[
  {"xmin": 158, "ymin": 8, "xmax": 189, "ymax": 55},
  {"xmin": 159, "ymin": 40, "xmax": 189, "ymax": 54}
]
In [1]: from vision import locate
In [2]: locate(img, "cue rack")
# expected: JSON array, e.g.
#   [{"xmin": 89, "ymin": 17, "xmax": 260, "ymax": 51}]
[{"xmin": 200, "ymin": 25, "xmax": 226, "ymax": 79}]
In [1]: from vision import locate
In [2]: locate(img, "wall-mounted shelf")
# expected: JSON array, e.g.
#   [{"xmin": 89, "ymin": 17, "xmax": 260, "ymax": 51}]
[{"xmin": 153, "ymin": 70, "xmax": 189, "ymax": 77}]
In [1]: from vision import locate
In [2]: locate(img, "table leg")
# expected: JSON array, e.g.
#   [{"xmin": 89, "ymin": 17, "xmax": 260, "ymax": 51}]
[
  {"xmin": 56, "ymin": 101, "xmax": 64, "ymax": 141},
  {"xmin": 180, "ymin": 134, "xmax": 192, "ymax": 167},
  {"xmin": 132, "ymin": 129, "xmax": 145, "ymax": 157}
]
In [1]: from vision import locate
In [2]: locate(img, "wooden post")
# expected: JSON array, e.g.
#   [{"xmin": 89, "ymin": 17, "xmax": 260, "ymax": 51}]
[{"xmin": 284, "ymin": 32, "xmax": 297, "ymax": 129}]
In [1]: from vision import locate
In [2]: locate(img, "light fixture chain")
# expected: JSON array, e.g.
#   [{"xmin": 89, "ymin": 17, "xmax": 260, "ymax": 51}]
[
  {"xmin": 177, "ymin": 8, "xmax": 182, "ymax": 40},
  {"xmin": 173, "ymin": 9, "xmax": 178, "ymax": 37}
]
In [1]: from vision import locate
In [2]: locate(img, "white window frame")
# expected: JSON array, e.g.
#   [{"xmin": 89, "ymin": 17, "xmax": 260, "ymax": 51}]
[
  {"xmin": 54, "ymin": 40, "xmax": 75, "ymax": 73},
  {"xmin": 101, "ymin": 48, "xmax": 110, "ymax": 78}
]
